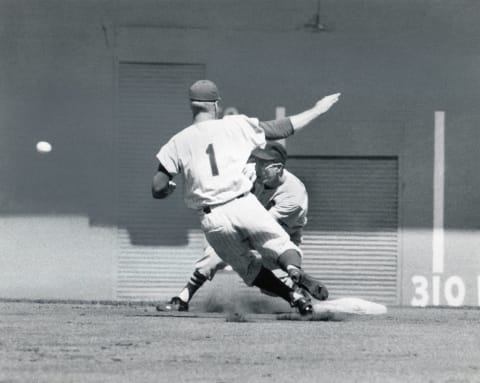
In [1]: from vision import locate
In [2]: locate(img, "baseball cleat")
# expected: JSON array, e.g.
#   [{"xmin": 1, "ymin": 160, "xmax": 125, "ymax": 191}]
[
  {"xmin": 288, "ymin": 268, "xmax": 329, "ymax": 301},
  {"xmin": 290, "ymin": 294, "xmax": 313, "ymax": 316},
  {"xmin": 156, "ymin": 297, "xmax": 189, "ymax": 312}
]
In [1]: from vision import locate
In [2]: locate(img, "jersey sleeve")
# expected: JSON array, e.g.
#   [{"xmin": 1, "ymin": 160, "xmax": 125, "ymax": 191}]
[
  {"xmin": 259, "ymin": 118, "xmax": 294, "ymax": 139},
  {"xmin": 156, "ymin": 137, "xmax": 180, "ymax": 176},
  {"xmin": 230, "ymin": 115, "xmax": 266, "ymax": 149}
]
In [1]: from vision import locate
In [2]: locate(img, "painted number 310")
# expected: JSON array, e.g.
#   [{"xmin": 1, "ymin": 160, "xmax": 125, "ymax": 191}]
[{"xmin": 411, "ymin": 275, "xmax": 466, "ymax": 307}]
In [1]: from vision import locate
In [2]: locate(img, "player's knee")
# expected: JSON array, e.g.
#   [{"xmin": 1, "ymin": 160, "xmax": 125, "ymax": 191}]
[
  {"xmin": 277, "ymin": 249, "xmax": 302, "ymax": 271},
  {"xmin": 318, "ymin": 284, "xmax": 329, "ymax": 301}
]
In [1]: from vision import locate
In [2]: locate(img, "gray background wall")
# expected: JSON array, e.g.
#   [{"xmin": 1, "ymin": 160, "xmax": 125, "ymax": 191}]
[{"xmin": 1, "ymin": 0, "xmax": 479, "ymax": 304}]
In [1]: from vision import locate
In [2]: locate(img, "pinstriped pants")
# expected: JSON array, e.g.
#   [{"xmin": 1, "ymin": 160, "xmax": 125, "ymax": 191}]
[{"xmin": 198, "ymin": 193, "xmax": 301, "ymax": 285}]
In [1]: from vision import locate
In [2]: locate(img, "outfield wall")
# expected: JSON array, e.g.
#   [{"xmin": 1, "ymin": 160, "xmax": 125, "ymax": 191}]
[{"xmin": 1, "ymin": 0, "xmax": 479, "ymax": 304}]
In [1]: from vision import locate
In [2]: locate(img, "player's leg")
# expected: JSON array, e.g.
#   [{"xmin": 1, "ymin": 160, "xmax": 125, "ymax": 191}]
[
  {"xmin": 202, "ymin": 245, "xmax": 312, "ymax": 315},
  {"xmin": 176, "ymin": 246, "xmax": 227, "ymax": 303},
  {"xmin": 199, "ymin": 200, "xmax": 313, "ymax": 315},
  {"xmin": 251, "ymin": 265, "xmax": 313, "ymax": 315},
  {"xmin": 237, "ymin": 195, "xmax": 329, "ymax": 301},
  {"xmin": 267, "ymin": 233, "xmax": 316, "ymax": 299},
  {"xmin": 276, "ymin": 249, "xmax": 328, "ymax": 301},
  {"xmin": 261, "ymin": 243, "xmax": 329, "ymax": 301},
  {"xmin": 157, "ymin": 245, "xmax": 227, "ymax": 312}
]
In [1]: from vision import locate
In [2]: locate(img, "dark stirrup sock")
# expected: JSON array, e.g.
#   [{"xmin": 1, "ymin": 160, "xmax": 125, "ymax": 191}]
[
  {"xmin": 179, "ymin": 270, "xmax": 208, "ymax": 302},
  {"xmin": 252, "ymin": 266, "xmax": 293, "ymax": 303}
]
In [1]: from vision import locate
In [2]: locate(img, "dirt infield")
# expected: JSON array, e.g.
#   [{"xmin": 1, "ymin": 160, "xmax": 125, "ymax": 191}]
[{"xmin": 0, "ymin": 301, "xmax": 479, "ymax": 383}]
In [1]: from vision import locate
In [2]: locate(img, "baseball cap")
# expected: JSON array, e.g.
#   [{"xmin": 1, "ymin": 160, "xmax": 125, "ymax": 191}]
[
  {"xmin": 189, "ymin": 79, "xmax": 221, "ymax": 102},
  {"xmin": 252, "ymin": 141, "xmax": 287, "ymax": 164}
]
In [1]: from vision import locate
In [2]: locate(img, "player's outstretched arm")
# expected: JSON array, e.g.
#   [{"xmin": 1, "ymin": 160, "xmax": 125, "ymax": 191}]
[{"xmin": 289, "ymin": 93, "xmax": 341, "ymax": 133}]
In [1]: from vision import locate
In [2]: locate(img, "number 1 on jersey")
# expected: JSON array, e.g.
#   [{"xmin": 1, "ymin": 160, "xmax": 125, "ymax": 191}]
[{"xmin": 206, "ymin": 143, "xmax": 219, "ymax": 176}]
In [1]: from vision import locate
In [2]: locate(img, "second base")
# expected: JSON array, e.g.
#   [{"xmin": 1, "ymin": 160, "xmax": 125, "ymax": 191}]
[{"xmin": 313, "ymin": 297, "xmax": 387, "ymax": 315}]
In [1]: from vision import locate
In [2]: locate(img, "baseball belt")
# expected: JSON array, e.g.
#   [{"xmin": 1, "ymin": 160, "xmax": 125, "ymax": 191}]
[{"xmin": 202, "ymin": 192, "xmax": 248, "ymax": 214}]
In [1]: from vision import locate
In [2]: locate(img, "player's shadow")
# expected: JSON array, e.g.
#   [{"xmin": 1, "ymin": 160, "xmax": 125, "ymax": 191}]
[
  {"xmin": 114, "ymin": 175, "xmax": 197, "ymax": 246},
  {"xmin": 0, "ymin": 162, "xmax": 196, "ymax": 247}
]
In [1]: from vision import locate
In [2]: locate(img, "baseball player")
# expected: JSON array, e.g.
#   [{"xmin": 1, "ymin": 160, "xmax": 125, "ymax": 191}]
[
  {"xmin": 159, "ymin": 141, "xmax": 321, "ymax": 312},
  {"xmin": 152, "ymin": 79, "xmax": 340, "ymax": 315}
]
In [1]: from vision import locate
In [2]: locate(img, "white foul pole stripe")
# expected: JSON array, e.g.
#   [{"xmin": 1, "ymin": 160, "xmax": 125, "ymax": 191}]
[{"xmin": 433, "ymin": 111, "xmax": 445, "ymax": 274}]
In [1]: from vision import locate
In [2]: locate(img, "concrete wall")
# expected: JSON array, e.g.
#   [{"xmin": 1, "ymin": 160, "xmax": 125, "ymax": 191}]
[
  {"xmin": 1, "ymin": 0, "xmax": 479, "ymax": 304},
  {"xmin": 0, "ymin": 216, "xmax": 116, "ymax": 299}
]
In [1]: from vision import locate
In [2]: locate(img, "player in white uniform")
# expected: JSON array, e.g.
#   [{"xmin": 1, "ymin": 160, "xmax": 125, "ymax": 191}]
[
  {"xmin": 159, "ymin": 141, "xmax": 326, "ymax": 312},
  {"xmin": 153, "ymin": 79, "xmax": 340, "ymax": 315}
]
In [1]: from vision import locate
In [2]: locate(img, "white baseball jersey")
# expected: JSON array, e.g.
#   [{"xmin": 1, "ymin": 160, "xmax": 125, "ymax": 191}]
[{"xmin": 157, "ymin": 115, "xmax": 266, "ymax": 209}]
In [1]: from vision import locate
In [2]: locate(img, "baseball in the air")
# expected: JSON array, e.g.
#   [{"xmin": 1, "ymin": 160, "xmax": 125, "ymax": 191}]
[{"xmin": 36, "ymin": 141, "xmax": 52, "ymax": 153}]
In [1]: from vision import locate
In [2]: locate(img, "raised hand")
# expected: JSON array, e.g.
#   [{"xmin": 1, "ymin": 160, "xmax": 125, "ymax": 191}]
[{"xmin": 314, "ymin": 93, "xmax": 341, "ymax": 115}]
